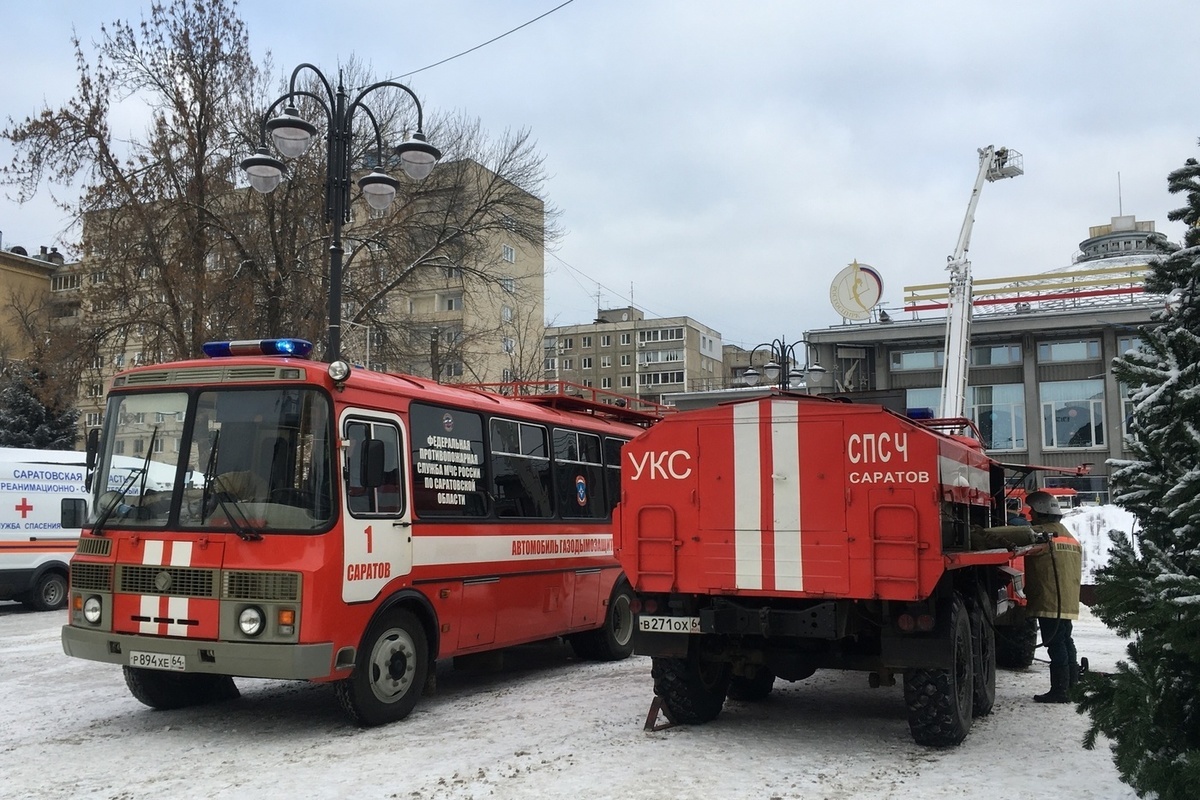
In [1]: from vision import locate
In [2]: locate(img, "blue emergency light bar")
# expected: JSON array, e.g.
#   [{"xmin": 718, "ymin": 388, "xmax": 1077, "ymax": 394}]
[{"xmin": 201, "ymin": 338, "xmax": 314, "ymax": 359}]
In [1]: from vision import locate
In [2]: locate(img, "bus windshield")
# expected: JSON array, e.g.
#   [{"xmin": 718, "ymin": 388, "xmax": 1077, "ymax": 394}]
[{"xmin": 92, "ymin": 387, "xmax": 334, "ymax": 533}]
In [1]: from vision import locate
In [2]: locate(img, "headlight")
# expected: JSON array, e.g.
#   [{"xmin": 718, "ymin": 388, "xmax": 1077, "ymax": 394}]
[
  {"xmin": 238, "ymin": 606, "xmax": 265, "ymax": 637},
  {"xmin": 83, "ymin": 596, "xmax": 102, "ymax": 624},
  {"xmin": 328, "ymin": 360, "xmax": 351, "ymax": 382}
]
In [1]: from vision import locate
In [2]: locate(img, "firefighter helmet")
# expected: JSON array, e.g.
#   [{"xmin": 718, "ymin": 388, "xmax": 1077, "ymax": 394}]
[{"xmin": 1026, "ymin": 491, "xmax": 1063, "ymax": 518}]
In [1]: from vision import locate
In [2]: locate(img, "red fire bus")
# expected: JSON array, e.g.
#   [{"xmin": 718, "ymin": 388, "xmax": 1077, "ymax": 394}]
[{"xmin": 61, "ymin": 339, "xmax": 662, "ymax": 725}]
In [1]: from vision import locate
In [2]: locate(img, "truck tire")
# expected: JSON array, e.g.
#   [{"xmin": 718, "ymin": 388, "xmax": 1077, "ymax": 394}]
[
  {"xmin": 336, "ymin": 608, "xmax": 428, "ymax": 726},
  {"xmin": 651, "ymin": 643, "xmax": 731, "ymax": 724},
  {"xmin": 995, "ymin": 617, "xmax": 1038, "ymax": 669},
  {"xmin": 123, "ymin": 667, "xmax": 239, "ymax": 710},
  {"xmin": 568, "ymin": 578, "xmax": 635, "ymax": 661},
  {"xmin": 969, "ymin": 600, "xmax": 996, "ymax": 717},
  {"xmin": 727, "ymin": 667, "xmax": 775, "ymax": 702},
  {"xmin": 903, "ymin": 594, "xmax": 973, "ymax": 747},
  {"xmin": 25, "ymin": 571, "xmax": 68, "ymax": 611}
]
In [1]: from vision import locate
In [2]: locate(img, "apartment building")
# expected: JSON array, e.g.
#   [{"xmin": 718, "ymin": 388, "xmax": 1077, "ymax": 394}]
[{"xmin": 544, "ymin": 307, "xmax": 724, "ymax": 405}]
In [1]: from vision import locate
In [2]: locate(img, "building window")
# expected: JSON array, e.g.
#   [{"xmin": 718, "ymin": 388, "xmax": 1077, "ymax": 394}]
[
  {"xmin": 970, "ymin": 344, "xmax": 1022, "ymax": 366},
  {"xmin": 905, "ymin": 387, "xmax": 942, "ymax": 417},
  {"xmin": 443, "ymin": 361, "xmax": 464, "ymax": 378},
  {"xmin": 90, "ymin": 271, "xmax": 107, "ymax": 285},
  {"xmin": 561, "ymin": 358, "xmax": 574, "ymax": 370},
  {"xmin": 442, "ymin": 293, "xmax": 463, "ymax": 312},
  {"xmin": 442, "ymin": 265, "xmax": 463, "ymax": 279},
  {"xmin": 639, "ymin": 371, "xmax": 684, "ymax": 386},
  {"xmin": 87, "ymin": 383, "xmax": 103, "ymax": 398},
  {"xmin": 601, "ymin": 335, "xmax": 611, "ymax": 347},
  {"xmin": 85, "ymin": 413, "xmax": 102, "ymax": 427},
  {"xmin": 601, "ymin": 377, "xmax": 612, "ymax": 389},
  {"xmin": 581, "ymin": 357, "xmax": 593, "ymax": 369},
  {"xmin": 1038, "ymin": 339, "xmax": 1101, "ymax": 362},
  {"xmin": 620, "ymin": 375, "xmax": 633, "ymax": 388},
  {"xmin": 1040, "ymin": 379, "xmax": 1105, "ymax": 449},
  {"xmin": 891, "ymin": 349, "xmax": 944, "ymax": 371},
  {"xmin": 543, "ymin": 357, "xmax": 557, "ymax": 371},
  {"xmin": 502, "ymin": 337, "xmax": 515, "ymax": 354},
  {"xmin": 501, "ymin": 305, "xmax": 514, "ymax": 323},
  {"xmin": 502, "ymin": 368, "xmax": 514, "ymax": 382},
  {"xmin": 582, "ymin": 379, "xmax": 593, "ymax": 388},
  {"xmin": 967, "ymin": 384, "xmax": 1025, "ymax": 451},
  {"xmin": 620, "ymin": 333, "xmax": 632, "ymax": 346},
  {"xmin": 620, "ymin": 354, "xmax": 632, "ymax": 367},
  {"xmin": 51, "ymin": 274, "xmax": 82, "ymax": 292},
  {"xmin": 1120, "ymin": 382, "xmax": 1136, "ymax": 439},
  {"xmin": 1117, "ymin": 336, "xmax": 1143, "ymax": 356},
  {"xmin": 600, "ymin": 355, "xmax": 612, "ymax": 368},
  {"xmin": 582, "ymin": 335, "xmax": 592, "ymax": 348},
  {"xmin": 501, "ymin": 277, "xmax": 516, "ymax": 293},
  {"xmin": 561, "ymin": 337, "xmax": 574, "ymax": 350},
  {"xmin": 501, "ymin": 244, "xmax": 516, "ymax": 263}
]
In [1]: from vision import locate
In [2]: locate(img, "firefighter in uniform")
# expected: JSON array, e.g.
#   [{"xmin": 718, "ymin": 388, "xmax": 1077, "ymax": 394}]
[{"xmin": 973, "ymin": 491, "xmax": 1082, "ymax": 703}]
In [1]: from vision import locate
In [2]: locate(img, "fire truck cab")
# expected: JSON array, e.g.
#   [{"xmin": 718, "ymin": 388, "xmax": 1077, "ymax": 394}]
[{"xmin": 615, "ymin": 392, "xmax": 1039, "ymax": 746}]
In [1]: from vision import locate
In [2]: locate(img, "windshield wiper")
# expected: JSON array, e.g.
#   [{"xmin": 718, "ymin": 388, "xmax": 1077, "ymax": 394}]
[
  {"xmin": 198, "ymin": 430, "xmax": 261, "ymax": 542},
  {"xmin": 90, "ymin": 467, "xmax": 146, "ymax": 538}
]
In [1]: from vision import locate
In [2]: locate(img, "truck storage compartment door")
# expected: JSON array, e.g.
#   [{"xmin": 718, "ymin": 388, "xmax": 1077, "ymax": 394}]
[{"xmin": 697, "ymin": 402, "xmax": 848, "ymax": 596}]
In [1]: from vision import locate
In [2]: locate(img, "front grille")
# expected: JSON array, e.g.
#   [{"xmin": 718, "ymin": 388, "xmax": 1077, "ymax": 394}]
[
  {"xmin": 119, "ymin": 565, "xmax": 216, "ymax": 598},
  {"xmin": 71, "ymin": 563, "xmax": 113, "ymax": 592},
  {"xmin": 223, "ymin": 570, "xmax": 301, "ymax": 601},
  {"xmin": 75, "ymin": 538, "xmax": 112, "ymax": 557}
]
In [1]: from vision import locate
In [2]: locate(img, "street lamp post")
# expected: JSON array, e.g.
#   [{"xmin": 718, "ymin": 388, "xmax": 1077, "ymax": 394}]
[
  {"xmin": 742, "ymin": 335, "xmax": 828, "ymax": 393},
  {"xmin": 241, "ymin": 63, "xmax": 440, "ymax": 362}
]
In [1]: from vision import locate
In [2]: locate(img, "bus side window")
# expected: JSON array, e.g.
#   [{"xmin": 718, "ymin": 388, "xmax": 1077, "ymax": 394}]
[
  {"xmin": 603, "ymin": 437, "xmax": 628, "ymax": 513},
  {"xmin": 554, "ymin": 429, "xmax": 605, "ymax": 519},
  {"xmin": 345, "ymin": 419, "xmax": 404, "ymax": 516}
]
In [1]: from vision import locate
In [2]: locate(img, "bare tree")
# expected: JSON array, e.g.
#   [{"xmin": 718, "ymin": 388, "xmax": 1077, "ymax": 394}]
[{"xmin": 3, "ymin": 1, "xmax": 559, "ymax": 377}]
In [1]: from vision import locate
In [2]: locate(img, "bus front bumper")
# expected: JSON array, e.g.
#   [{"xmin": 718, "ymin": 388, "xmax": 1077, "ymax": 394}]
[{"xmin": 61, "ymin": 625, "xmax": 336, "ymax": 681}]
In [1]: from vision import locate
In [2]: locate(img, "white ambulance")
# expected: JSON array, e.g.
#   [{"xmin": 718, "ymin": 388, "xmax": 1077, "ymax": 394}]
[{"xmin": 0, "ymin": 447, "xmax": 87, "ymax": 610}]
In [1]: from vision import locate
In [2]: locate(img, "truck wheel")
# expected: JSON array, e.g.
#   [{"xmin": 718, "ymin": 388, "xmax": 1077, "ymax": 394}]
[
  {"xmin": 969, "ymin": 601, "xmax": 996, "ymax": 717},
  {"xmin": 568, "ymin": 578, "xmax": 635, "ymax": 662},
  {"xmin": 651, "ymin": 644, "xmax": 731, "ymax": 724},
  {"xmin": 903, "ymin": 594, "xmax": 973, "ymax": 747},
  {"xmin": 123, "ymin": 667, "xmax": 239, "ymax": 710},
  {"xmin": 25, "ymin": 571, "xmax": 68, "ymax": 611},
  {"xmin": 336, "ymin": 608, "xmax": 428, "ymax": 726},
  {"xmin": 727, "ymin": 667, "xmax": 775, "ymax": 702},
  {"xmin": 995, "ymin": 617, "xmax": 1038, "ymax": 669}
]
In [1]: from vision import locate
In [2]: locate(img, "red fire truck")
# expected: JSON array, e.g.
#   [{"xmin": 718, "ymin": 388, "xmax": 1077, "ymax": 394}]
[
  {"xmin": 615, "ymin": 392, "xmax": 1046, "ymax": 746},
  {"xmin": 61, "ymin": 339, "xmax": 661, "ymax": 725}
]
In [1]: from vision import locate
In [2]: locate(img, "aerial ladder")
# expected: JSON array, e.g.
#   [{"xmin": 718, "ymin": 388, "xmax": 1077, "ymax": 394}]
[{"xmin": 938, "ymin": 145, "xmax": 1023, "ymax": 419}]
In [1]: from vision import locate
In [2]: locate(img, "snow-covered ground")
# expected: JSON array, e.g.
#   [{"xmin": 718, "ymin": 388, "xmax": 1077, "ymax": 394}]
[{"xmin": 0, "ymin": 600, "xmax": 1137, "ymax": 799}]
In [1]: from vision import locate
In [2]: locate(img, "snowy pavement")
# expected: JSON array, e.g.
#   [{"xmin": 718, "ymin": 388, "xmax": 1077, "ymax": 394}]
[{"xmin": 0, "ymin": 602, "xmax": 1136, "ymax": 800}]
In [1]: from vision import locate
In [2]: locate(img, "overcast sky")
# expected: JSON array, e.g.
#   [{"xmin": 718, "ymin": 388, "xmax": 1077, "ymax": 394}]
[{"xmin": 2, "ymin": 1, "xmax": 1197, "ymax": 349}]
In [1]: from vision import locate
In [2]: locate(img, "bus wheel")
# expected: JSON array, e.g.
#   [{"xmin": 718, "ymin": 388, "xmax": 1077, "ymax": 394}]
[
  {"xmin": 337, "ymin": 608, "xmax": 428, "ymax": 727},
  {"xmin": 651, "ymin": 639, "xmax": 731, "ymax": 724},
  {"xmin": 569, "ymin": 579, "xmax": 635, "ymax": 661},
  {"xmin": 903, "ymin": 594, "xmax": 974, "ymax": 747},
  {"xmin": 26, "ymin": 571, "xmax": 67, "ymax": 611},
  {"xmin": 123, "ymin": 668, "xmax": 239, "ymax": 710}
]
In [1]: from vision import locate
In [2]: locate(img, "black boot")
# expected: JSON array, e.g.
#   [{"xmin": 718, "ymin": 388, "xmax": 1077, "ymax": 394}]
[
  {"xmin": 1034, "ymin": 664, "xmax": 1070, "ymax": 703},
  {"xmin": 1068, "ymin": 661, "xmax": 1080, "ymax": 688}
]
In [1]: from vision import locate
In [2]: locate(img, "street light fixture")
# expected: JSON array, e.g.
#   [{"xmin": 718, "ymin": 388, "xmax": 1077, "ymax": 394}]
[
  {"xmin": 241, "ymin": 63, "xmax": 440, "ymax": 362},
  {"xmin": 742, "ymin": 335, "xmax": 827, "ymax": 393}
]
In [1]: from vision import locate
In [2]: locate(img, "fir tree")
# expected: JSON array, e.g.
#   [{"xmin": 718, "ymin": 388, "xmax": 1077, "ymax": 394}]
[
  {"xmin": 1078, "ymin": 147, "xmax": 1200, "ymax": 799},
  {"xmin": 0, "ymin": 362, "xmax": 79, "ymax": 450}
]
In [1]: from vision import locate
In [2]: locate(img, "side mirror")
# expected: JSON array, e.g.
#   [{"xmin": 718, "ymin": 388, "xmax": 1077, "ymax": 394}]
[
  {"xmin": 62, "ymin": 498, "xmax": 88, "ymax": 530},
  {"xmin": 359, "ymin": 439, "xmax": 386, "ymax": 489},
  {"xmin": 85, "ymin": 428, "xmax": 100, "ymax": 470}
]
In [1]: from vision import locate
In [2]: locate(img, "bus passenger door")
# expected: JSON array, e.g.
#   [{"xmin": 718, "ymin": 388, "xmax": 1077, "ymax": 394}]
[{"xmin": 340, "ymin": 411, "xmax": 413, "ymax": 603}]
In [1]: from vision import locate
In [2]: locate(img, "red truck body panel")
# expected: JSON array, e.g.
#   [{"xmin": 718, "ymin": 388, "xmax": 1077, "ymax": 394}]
[{"xmin": 618, "ymin": 395, "xmax": 1006, "ymax": 603}]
